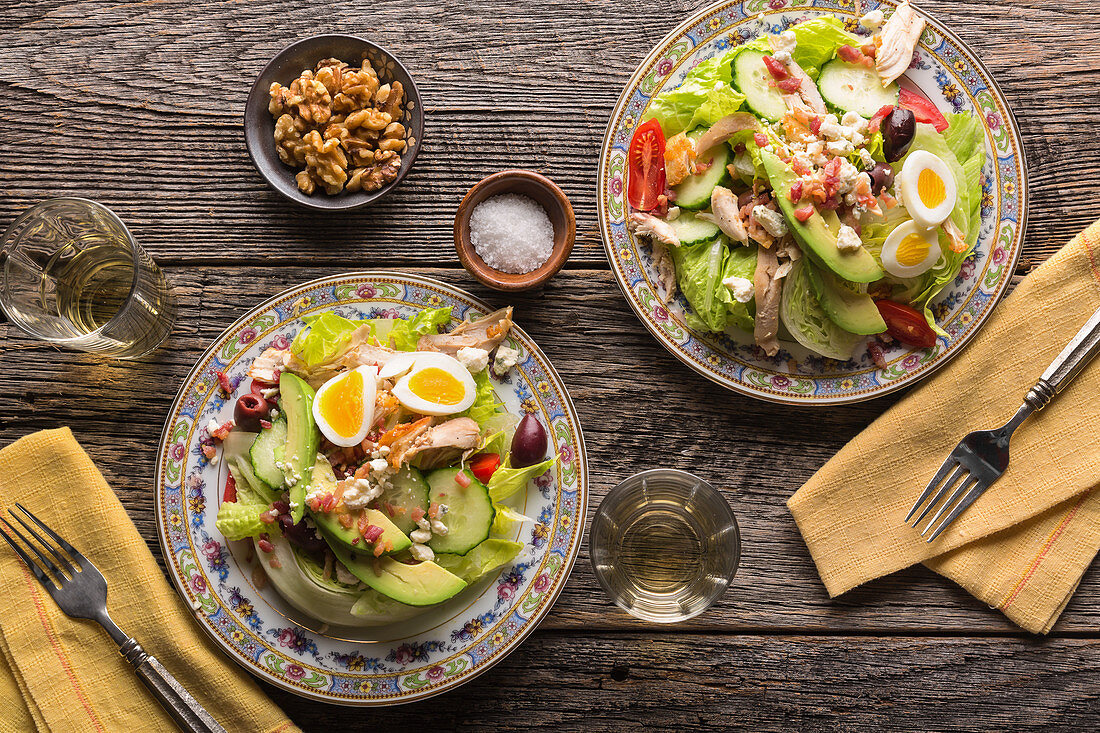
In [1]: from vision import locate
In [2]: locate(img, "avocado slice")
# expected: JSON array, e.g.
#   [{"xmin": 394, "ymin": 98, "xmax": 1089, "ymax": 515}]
[
  {"xmin": 806, "ymin": 262, "xmax": 888, "ymax": 335},
  {"xmin": 279, "ymin": 372, "xmax": 321, "ymax": 523},
  {"xmin": 328, "ymin": 543, "xmax": 468, "ymax": 606},
  {"xmin": 307, "ymin": 455, "xmax": 412, "ymax": 555},
  {"xmin": 759, "ymin": 149, "xmax": 884, "ymax": 283}
]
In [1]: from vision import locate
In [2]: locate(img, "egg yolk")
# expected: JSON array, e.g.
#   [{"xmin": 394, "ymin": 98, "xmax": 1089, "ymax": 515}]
[
  {"xmin": 319, "ymin": 370, "xmax": 364, "ymax": 438},
  {"xmin": 917, "ymin": 168, "xmax": 946, "ymax": 209},
  {"xmin": 896, "ymin": 233, "xmax": 931, "ymax": 267},
  {"xmin": 408, "ymin": 367, "xmax": 465, "ymax": 405}
]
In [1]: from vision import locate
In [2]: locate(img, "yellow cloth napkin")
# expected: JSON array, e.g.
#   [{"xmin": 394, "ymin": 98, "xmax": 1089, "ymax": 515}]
[
  {"xmin": 0, "ymin": 428, "xmax": 301, "ymax": 733},
  {"xmin": 789, "ymin": 220, "xmax": 1100, "ymax": 634}
]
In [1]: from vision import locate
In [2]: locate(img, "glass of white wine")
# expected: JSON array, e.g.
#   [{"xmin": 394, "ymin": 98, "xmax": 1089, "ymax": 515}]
[
  {"xmin": 590, "ymin": 469, "xmax": 740, "ymax": 623},
  {"xmin": 0, "ymin": 199, "xmax": 175, "ymax": 358}
]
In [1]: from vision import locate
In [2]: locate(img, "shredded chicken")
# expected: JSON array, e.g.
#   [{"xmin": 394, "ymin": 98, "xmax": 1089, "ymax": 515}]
[
  {"xmin": 416, "ymin": 307, "xmax": 513, "ymax": 356},
  {"xmin": 942, "ymin": 218, "xmax": 969, "ymax": 253},
  {"xmin": 629, "ymin": 211, "xmax": 680, "ymax": 248},
  {"xmin": 651, "ymin": 242, "xmax": 677, "ymax": 304},
  {"xmin": 390, "ymin": 417, "xmax": 481, "ymax": 470},
  {"xmin": 753, "ymin": 245, "xmax": 783, "ymax": 357},
  {"xmin": 664, "ymin": 132, "xmax": 697, "ymax": 186},
  {"xmin": 876, "ymin": 0, "xmax": 925, "ymax": 86},
  {"xmin": 698, "ymin": 186, "xmax": 749, "ymax": 244},
  {"xmin": 248, "ymin": 347, "xmax": 291, "ymax": 383},
  {"xmin": 694, "ymin": 112, "xmax": 761, "ymax": 155},
  {"xmin": 782, "ymin": 58, "xmax": 827, "ymax": 114}
]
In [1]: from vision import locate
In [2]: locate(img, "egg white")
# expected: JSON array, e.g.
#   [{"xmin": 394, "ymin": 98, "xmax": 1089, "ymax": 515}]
[
  {"xmin": 898, "ymin": 150, "xmax": 957, "ymax": 229},
  {"xmin": 391, "ymin": 353, "xmax": 477, "ymax": 416},
  {"xmin": 881, "ymin": 221, "xmax": 942, "ymax": 279},
  {"xmin": 377, "ymin": 352, "xmax": 417, "ymax": 380},
  {"xmin": 312, "ymin": 365, "xmax": 377, "ymax": 447}
]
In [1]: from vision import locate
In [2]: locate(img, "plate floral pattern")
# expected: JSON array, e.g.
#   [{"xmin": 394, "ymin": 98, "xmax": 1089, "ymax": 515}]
[
  {"xmin": 598, "ymin": 0, "xmax": 1027, "ymax": 404},
  {"xmin": 154, "ymin": 272, "xmax": 588, "ymax": 705}
]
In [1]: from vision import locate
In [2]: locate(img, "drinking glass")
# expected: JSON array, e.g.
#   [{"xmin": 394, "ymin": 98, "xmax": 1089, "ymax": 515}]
[
  {"xmin": 0, "ymin": 199, "xmax": 175, "ymax": 358},
  {"xmin": 589, "ymin": 469, "xmax": 740, "ymax": 623}
]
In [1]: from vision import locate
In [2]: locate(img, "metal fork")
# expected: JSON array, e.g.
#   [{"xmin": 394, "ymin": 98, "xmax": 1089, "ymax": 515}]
[
  {"xmin": 0, "ymin": 504, "xmax": 226, "ymax": 733},
  {"xmin": 907, "ymin": 305, "xmax": 1100, "ymax": 542}
]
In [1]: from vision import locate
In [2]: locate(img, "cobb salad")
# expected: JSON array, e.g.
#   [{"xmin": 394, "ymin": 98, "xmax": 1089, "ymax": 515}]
[
  {"xmin": 209, "ymin": 306, "xmax": 554, "ymax": 627},
  {"xmin": 627, "ymin": 3, "xmax": 985, "ymax": 366}
]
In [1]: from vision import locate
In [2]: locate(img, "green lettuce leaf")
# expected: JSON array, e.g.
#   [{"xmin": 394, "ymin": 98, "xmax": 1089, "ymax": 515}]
[
  {"xmin": 215, "ymin": 502, "xmax": 268, "ymax": 541},
  {"xmin": 387, "ymin": 307, "xmax": 453, "ymax": 351},
  {"xmin": 487, "ymin": 456, "xmax": 556, "ymax": 503},
  {"xmin": 779, "ymin": 259, "xmax": 862, "ymax": 360},
  {"xmin": 670, "ymin": 236, "xmax": 757, "ymax": 334},
  {"xmin": 461, "ymin": 369, "xmax": 504, "ymax": 426},
  {"xmin": 647, "ymin": 56, "xmax": 745, "ymax": 137},
  {"xmin": 490, "ymin": 505, "xmax": 535, "ymax": 536},
  {"xmin": 783, "ymin": 16, "xmax": 863, "ymax": 78},
  {"xmin": 291, "ymin": 312, "xmax": 364, "ymax": 367},
  {"xmin": 435, "ymin": 539, "xmax": 525, "ymax": 583}
]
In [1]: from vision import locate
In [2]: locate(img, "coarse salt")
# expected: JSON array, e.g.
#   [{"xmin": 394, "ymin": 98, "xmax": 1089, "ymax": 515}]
[{"xmin": 469, "ymin": 193, "xmax": 554, "ymax": 274}]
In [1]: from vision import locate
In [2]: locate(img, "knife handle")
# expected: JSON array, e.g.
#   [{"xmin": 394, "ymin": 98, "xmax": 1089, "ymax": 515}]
[
  {"xmin": 120, "ymin": 638, "xmax": 227, "ymax": 733},
  {"xmin": 1038, "ymin": 305, "xmax": 1100, "ymax": 397}
]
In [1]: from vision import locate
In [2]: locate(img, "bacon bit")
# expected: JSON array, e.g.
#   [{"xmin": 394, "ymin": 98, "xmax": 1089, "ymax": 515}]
[
  {"xmin": 868, "ymin": 104, "xmax": 894, "ymax": 134},
  {"xmin": 868, "ymin": 341, "xmax": 889, "ymax": 370},
  {"xmin": 454, "ymin": 471, "xmax": 471, "ymax": 489},
  {"xmin": 694, "ymin": 159, "xmax": 712, "ymax": 175},
  {"xmin": 838, "ymin": 45, "xmax": 874, "ymax": 68},
  {"xmin": 762, "ymin": 54, "xmax": 788, "ymax": 80},
  {"xmin": 392, "ymin": 505, "xmax": 407, "ymax": 515},
  {"xmin": 257, "ymin": 536, "xmax": 275, "ymax": 553},
  {"xmin": 820, "ymin": 196, "xmax": 841, "ymax": 210},
  {"xmin": 382, "ymin": 501, "xmax": 396, "ymax": 517},
  {"xmin": 794, "ymin": 204, "xmax": 816, "ymax": 222},
  {"xmin": 307, "ymin": 496, "xmax": 322, "ymax": 512},
  {"xmin": 259, "ymin": 419, "xmax": 273, "ymax": 430},
  {"xmin": 861, "ymin": 43, "xmax": 878, "ymax": 59},
  {"xmin": 754, "ymin": 132, "xmax": 768, "ymax": 148},
  {"xmin": 354, "ymin": 463, "xmax": 371, "ymax": 479},
  {"xmin": 373, "ymin": 542, "xmax": 387, "ymax": 558},
  {"xmin": 777, "ymin": 77, "xmax": 802, "ymax": 93},
  {"xmin": 486, "ymin": 323, "xmax": 505, "ymax": 338},
  {"xmin": 259, "ymin": 509, "xmax": 278, "ymax": 524},
  {"xmin": 338, "ymin": 513, "xmax": 354, "ymax": 529},
  {"xmin": 881, "ymin": 191, "xmax": 899, "ymax": 209},
  {"xmin": 363, "ymin": 525, "xmax": 384, "ymax": 544},
  {"xmin": 790, "ymin": 157, "xmax": 810, "ymax": 176},
  {"xmin": 352, "ymin": 537, "xmax": 360, "ymax": 545},
  {"xmin": 411, "ymin": 506, "xmax": 426, "ymax": 523},
  {"xmin": 269, "ymin": 555, "xmax": 282, "ymax": 569},
  {"xmin": 322, "ymin": 493, "xmax": 337, "ymax": 513},
  {"xmin": 358, "ymin": 514, "xmax": 371, "ymax": 536},
  {"xmin": 788, "ymin": 180, "xmax": 804, "ymax": 202},
  {"xmin": 215, "ymin": 370, "xmax": 233, "ymax": 395},
  {"xmin": 201, "ymin": 444, "xmax": 217, "ymax": 460},
  {"xmin": 428, "ymin": 502, "xmax": 442, "ymax": 519},
  {"xmin": 223, "ymin": 473, "xmax": 237, "ymax": 503},
  {"xmin": 809, "ymin": 116, "xmax": 822, "ymax": 136},
  {"xmin": 378, "ymin": 416, "xmax": 432, "ymax": 448},
  {"xmin": 210, "ymin": 419, "xmax": 235, "ymax": 441}
]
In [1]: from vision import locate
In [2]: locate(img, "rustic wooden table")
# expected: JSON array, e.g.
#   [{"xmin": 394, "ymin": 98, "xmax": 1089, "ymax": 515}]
[{"xmin": 3, "ymin": 0, "xmax": 1099, "ymax": 729}]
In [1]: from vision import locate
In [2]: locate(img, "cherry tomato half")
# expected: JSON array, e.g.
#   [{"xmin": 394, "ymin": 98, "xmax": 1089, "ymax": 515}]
[
  {"xmin": 898, "ymin": 88, "xmax": 948, "ymax": 133},
  {"xmin": 875, "ymin": 300, "xmax": 938, "ymax": 349},
  {"xmin": 223, "ymin": 473, "xmax": 237, "ymax": 503},
  {"xmin": 627, "ymin": 118, "xmax": 666, "ymax": 212},
  {"xmin": 469, "ymin": 453, "xmax": 502, "ymax": 484}
]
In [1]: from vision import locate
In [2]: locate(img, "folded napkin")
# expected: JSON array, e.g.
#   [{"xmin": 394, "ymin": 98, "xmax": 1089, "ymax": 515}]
[
  {"xmin": 0, "ymin": 428, "xmax": 300, "ymax": 732},
  {"xmin": 789, "ymin": 220, "xmax": 1100, "ymax": 634}
]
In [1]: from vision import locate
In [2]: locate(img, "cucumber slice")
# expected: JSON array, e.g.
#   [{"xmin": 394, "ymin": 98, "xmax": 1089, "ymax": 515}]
[
  {"xmin": 424, "ymin": 467, "xmax": 495, "ymax": 556},
  {"xmin": 732, "ymin": 50, "xmax": 789, "ymax": 122},
  {"xmin": 377, "ymin": 466, "xmax": 430, "ymax": 535},
  {"xmin": 672, "ymin": 143, "xmax": 731, "ymax": 210},
  {"xmin": 669, "ymin": 211, "xmax": 720, "ymax": 247},
  {"xmin": 250, "ymin": 417, "xmax": 287, "ymax": 489},
  {"xmin": 817, "ymin": 59, "xmax": 899, "ymax": 117}
]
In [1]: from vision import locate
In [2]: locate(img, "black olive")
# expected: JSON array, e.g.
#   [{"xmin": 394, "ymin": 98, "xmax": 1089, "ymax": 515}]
[
  {"xmin": 882, "ymin": 107, "xmax": 916, "ymax": 162},
  {"xmin": 867, "ymin": 163, "xmax": 895, "ymax": 196}
]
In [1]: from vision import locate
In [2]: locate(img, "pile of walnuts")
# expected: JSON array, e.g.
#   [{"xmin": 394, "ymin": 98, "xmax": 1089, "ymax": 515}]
[{"xmin": 268, "ymin": 57, "xmax": 407, "ymax": 195}]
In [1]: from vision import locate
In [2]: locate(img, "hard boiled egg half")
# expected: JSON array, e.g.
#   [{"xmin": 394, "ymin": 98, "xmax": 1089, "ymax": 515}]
[
  {"xmin": 312, "ymin": 365, "xmax": 377, "ymax": 447},
  {"xmin": 390, "ymin": 353, "xmax": 477, "ymax": 416},
  {"xmin": 881, "ymin": 221, "xmax": 942, "ymax": 278},
  {"xmin": 898, "ymin": 150, "xmax": 957, "ymax": 228}
]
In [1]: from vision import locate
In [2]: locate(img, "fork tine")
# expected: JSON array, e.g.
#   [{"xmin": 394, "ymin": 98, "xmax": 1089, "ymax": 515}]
[
  {"xmin": 0, "ymin": 517, "xmax": 66, "ymax": 583},
  {"xmin": 906, "ymin": 458, "xmax": 959, "ymax": 522},
  {"xmin": 922, "ymin": 473, "xmax": 978, "ymax": 538},
  {"xmin": 8, "ymin": 509, "xmax": 76, "ymax": 574},
  {"xmin": 925, "ymin": 477, "xmax": 984, "ymax": 542},
  {"xmin": 912, "ymin": 464, "xmax": 966, "ymax": 525},
  {"xmin": 0, "ymin": 521, "xmax": 52, "ymax": 586},
  {"xmin": 14, "ymin": 503, "xmax": 82, "ymax": 560}
]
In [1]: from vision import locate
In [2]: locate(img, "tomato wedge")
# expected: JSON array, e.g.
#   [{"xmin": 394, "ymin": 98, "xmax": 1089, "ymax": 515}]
[
  {"xmin": 898, "ymin": 89, "xmax": 948, "ymax": 133},
  {"xmin": 875, "ymin": 300, "xmax": 938, "ymax": 349},
  {"xmin": 469, "ymin": 453, "xmax": 501, "ymax": 484},
  {"xmin": 627, "ymin": 118, "xmax": 666, "ymax": 211}
]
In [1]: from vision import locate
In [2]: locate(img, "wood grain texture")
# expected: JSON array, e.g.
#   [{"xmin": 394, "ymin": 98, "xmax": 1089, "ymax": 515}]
[{"xmin": 2, "ymin": 0, "xmax": 1099, "ymax": 728}]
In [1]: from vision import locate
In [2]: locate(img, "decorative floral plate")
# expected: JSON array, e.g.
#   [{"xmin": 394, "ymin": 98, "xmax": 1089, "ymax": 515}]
[
  {"xmin": 598, "ymin": 0, "xmax": 1027, "ymax": 404},
  {"xmin": 154, "ymin": 272, "xmax": 588, "ymax": 705}
]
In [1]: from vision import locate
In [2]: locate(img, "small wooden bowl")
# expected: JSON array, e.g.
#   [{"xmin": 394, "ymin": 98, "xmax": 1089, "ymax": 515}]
[{"xmin": 454, "ymin": 170, "xmax": 575, "ymax": 291}]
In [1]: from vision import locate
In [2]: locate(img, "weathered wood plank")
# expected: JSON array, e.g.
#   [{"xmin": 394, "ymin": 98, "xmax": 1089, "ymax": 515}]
[
  {"xmin": 265, "ymin": 632, "xmax": 1100, "ymax": 731},
  {"xmin": 3, "ymin": 266, "xmax": 1097, "ymax": 634}
]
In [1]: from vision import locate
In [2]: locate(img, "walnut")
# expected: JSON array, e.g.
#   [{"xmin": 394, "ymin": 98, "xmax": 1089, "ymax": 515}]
[{"xmin": 268, "ymin": 55, "xmax": 408, "ymax": 196}]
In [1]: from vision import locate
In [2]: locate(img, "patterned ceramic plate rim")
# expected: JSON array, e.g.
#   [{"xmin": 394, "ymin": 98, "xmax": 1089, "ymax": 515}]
[
  {"xmin": 597, "ymin": 0, "xmax": 1028, "ymax": 405},
  {"xmin": 154, "ymin": 271, "xmax": 588, "ymax": 706}
]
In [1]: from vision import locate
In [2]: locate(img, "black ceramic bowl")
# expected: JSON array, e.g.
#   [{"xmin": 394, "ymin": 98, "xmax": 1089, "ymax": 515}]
[{"xmin": 244, "ymin": 35, "xmax": 423, "ymax": 211}]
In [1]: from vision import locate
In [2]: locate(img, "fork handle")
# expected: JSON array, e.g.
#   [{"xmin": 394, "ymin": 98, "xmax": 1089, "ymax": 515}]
[
  {"xmin": 1027, "ymin": 305, "xmax": 1100, "ymax": 409},
  {"xmin": 120, "ymin": 638, "xmax": 227, "ymax": 733}
]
